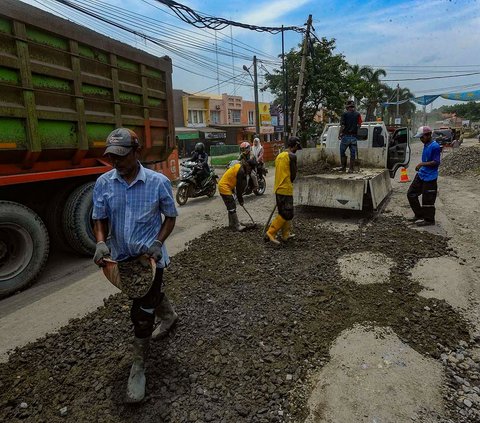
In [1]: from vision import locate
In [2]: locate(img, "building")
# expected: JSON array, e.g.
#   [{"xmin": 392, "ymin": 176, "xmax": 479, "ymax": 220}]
[{"xmin": 208, "ymin": 93, "xmax": 248, "ymax": 145}]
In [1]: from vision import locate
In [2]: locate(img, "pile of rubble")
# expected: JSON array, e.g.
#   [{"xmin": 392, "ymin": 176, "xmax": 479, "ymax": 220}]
[{"xmin": 441, "ymin": 145, "xmax": 480, "ymax": 176}]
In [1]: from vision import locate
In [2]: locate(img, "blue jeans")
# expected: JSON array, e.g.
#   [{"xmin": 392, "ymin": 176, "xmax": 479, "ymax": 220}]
[{"xmin": 340, "ymin": 136, "xmax": 357, "ymax": 159}]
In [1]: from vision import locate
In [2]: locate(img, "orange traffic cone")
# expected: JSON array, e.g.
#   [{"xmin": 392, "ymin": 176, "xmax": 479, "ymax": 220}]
[{"xmin": 399, "ymin": 167, "xmax": 410, "ymax": 183}]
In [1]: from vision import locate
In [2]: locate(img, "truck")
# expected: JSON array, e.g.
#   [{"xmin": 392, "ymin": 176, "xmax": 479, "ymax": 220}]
[
  {"xmin": 0, "ymin": 0, "xmax": 175, "ymax": 296},
  {"xmin": 295, "ymin": 122, "xmax": 410, "ymax": 211}
]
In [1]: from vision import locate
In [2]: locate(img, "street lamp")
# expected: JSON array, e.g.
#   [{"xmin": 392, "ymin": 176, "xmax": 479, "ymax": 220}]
[{"xmin": 243, "ymin": 57, "xmax": 260, "ymax": 137}]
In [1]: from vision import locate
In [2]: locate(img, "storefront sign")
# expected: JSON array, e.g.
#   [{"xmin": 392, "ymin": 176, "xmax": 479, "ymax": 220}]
[
  {"xmin": 176, "ymin": 132, "xmax": 199, "ymax": 140},
  {"xmin": 202, "ymin": 131, "xmax": 226, "ymax": 140}
]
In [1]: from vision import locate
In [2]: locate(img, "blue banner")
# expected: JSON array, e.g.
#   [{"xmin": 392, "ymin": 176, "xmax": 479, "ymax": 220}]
[
  {"xmin": 412, "ymin": 95, "xmax": 439, "ymax": 106},
  {"xmin": 441, "ymin": 90, "xmax": 480, "ymax": 101}
]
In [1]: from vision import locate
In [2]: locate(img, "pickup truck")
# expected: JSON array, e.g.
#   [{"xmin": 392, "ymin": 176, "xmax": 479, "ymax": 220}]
[{"xmin": 295, "ymin": 122, "xmax": 410, "ymax": 211}]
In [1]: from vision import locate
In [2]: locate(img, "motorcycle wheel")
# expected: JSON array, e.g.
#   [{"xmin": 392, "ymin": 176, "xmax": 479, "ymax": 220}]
[
  {"xmin": 206, "ymin": 180, "xmax": 217, "ymax": 198},
  {"xmin": 176, "ymin": 185, "xmax": 189, "ymax": 206},
  {"xmin": 255, "ymin": 177, "xmax": 266, "ymax": 196}
]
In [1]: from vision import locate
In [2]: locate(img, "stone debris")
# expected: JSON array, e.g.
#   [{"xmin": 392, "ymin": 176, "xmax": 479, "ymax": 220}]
[{"xmin": 441, "ymin": 145, "xmax": 480, "ymax": 176}]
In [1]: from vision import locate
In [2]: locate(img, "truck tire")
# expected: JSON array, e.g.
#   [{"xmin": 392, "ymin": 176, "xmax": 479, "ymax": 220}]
[
  {"xmin": 62, "ymin": 182, "xmax": 96, "ymax": 256},
  {"xmin": 0, "ymin": 201, "xmax": 50, "ymax": 297},
  {"xmin": 44, "ymin": 183, "xmax": 78, "ymax": 253}
]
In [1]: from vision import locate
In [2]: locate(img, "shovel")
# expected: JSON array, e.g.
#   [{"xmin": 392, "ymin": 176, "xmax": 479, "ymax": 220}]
[
  {"xmin": 240, "ymin": 204, "xmax": 258, "ymax": 230},
  {"xmin": 263, "ymin": 204, "xmax": 277, "ymax": 236}
]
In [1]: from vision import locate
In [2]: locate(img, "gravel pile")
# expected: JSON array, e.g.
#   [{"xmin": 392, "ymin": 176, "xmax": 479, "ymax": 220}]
[
  {"xmin": 441, "ymin": 145, "xmax": 480, "ymax": 176},
  {"xmin": 298, "ymin": 160, "xmax": 332, "ymax": 175},
  {"xmin": 0, "ymin": 217, "xmax": 472, "ymax": 423}
]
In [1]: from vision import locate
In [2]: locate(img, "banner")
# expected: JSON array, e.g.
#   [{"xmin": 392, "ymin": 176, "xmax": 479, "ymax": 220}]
[
  {"xmin": 440, "ymin": 89, "xmax": 480, "ymax": 101},
  {"xmin": 412, "ymin": 95, "xmax": 439, "ymax": 106}
]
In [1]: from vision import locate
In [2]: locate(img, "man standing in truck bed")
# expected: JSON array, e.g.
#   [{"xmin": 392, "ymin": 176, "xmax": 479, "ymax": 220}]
[
  {"xmin": 92, "ymin": 128, "xmax": 179, "ymax": 403},
  {"xmin": 339, "ymin": 100, "xmax": 362, "ymax": 172}
]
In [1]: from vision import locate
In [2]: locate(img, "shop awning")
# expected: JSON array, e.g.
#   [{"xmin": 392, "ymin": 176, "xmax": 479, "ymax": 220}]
[{"xmin": 175, "ymin": 127, "xmax": 199, "ymax": 140}]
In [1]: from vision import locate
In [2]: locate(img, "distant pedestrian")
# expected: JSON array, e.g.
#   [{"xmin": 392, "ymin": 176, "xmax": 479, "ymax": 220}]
[
  {"xmin": 339, "ymin": 100, "xmax": 362, "ymax": 172},
  {"xmin": 265, "ymin": 137, "xmax": 302, "ymax": 245},
  {"xmin": 92, "ymin": 128, "xmax": 178, "ymax": 403},
  {"xmin": 407, "ymin": 126, "xmax": 441, "ymax": 227}
]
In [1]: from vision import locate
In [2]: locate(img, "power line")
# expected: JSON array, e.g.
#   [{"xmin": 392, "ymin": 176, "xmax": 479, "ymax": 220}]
[
  {"xmin": 382, "ymin": 72, "xmax": 480, "ymax": 82},
  {"xmin": 151, "ymin": 0, "xmax": 304, "ymax": 33}
]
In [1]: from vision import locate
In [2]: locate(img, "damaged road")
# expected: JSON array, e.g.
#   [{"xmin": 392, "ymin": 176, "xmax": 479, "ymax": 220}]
[{"xmin": 0, "ymin": 215, "xmax": 474, "ymax": 422}]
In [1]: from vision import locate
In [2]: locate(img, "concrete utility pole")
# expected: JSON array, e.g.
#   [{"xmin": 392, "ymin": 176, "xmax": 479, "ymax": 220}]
[
  {"xmin": 292, "ymin": 14, "xmax": 312, "ymax": 137},
  {"xmin": 396, "ymin": 83, "xmax": 400, "ymax": 120},
  {"xmin": 253, "ymin": 55, "xmax": 260, "ymax": 136}
]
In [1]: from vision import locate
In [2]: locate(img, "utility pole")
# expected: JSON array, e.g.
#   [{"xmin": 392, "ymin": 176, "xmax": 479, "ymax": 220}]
[
  {"xmin": 292, "ymin": 14, "xmax": 312, "ymax": 137},
  {"xmin": 396, "ymin": 83, "xmax": 400, "ymax": 122},
  {"xmin": 282, "ymin": 26, "xmax": 289, "ymax": 143},
  {"xmin": 253, "ymin": 55, "xmax": 260, "ymax": 137}
]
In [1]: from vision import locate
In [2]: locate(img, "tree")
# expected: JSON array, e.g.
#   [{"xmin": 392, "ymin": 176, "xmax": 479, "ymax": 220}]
[
  {"xmin": 381, "ymin": 86, "xmax": 416, "ymax": 123},
  {"xmin": 263, "ymin": 37, "xmax": 350, "ymax": 140},
  {"xmin": 438, "ymin": 102, "xmax": 480, "ymax": 121}
]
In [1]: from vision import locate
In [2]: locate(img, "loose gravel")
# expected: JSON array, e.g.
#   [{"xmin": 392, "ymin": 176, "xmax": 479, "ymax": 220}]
[
  {"xmin": 0, "ymin": 216, "xmax": 473, "ymax": 423},
  {"xmin": 441, "ymin": 145, "xmax": 480, "ymax": 176}
]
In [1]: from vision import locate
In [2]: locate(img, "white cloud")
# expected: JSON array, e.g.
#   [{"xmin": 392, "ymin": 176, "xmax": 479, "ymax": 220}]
[{"xmin": 238, "ymin": 0, "xmax": 312, "ymax": 26}]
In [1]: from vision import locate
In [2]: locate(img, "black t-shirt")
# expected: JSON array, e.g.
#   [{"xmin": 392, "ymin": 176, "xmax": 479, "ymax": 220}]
[{"xmin": 340, "ymin": 111, "xmax": 362, "ymax": 135}]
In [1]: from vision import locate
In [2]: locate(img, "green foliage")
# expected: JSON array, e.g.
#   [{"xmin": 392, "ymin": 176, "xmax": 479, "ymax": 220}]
[
  {"xmin": 263, "ymin": 38, "xmax": 415, "ymax": 137},
  {"xmin": 438, "ymin": 102, "xmax": 480, "ymax": 121}
]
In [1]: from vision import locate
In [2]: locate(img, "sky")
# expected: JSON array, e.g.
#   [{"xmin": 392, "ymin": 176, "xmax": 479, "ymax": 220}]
[{"xmin": 19, "ymin": 0, "xmax": 480, "ymax": 109}]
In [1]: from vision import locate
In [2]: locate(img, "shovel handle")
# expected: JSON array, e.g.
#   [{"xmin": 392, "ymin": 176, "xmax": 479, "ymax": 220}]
[{"xmin": 263, "ymin": 204, "xmax": 277, "ymax": 235}]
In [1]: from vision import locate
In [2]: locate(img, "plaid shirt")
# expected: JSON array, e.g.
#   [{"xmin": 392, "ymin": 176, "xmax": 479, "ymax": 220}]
[{"xmin": 92, "ymin": 164, "xmax": 178, "ymax": 268}]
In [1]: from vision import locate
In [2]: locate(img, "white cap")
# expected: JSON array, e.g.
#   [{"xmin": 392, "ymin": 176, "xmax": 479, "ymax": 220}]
[{"xmin": 413, "ymin": 126, "xmax": 432, "ymax": 138}]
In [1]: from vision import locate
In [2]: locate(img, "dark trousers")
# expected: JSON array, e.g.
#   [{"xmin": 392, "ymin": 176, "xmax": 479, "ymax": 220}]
[
  {"xmin": 407, "ymin": 175, "xmax": 438, "ymax": 222},
  {"xmin": 131, "ymin": 269, "xmax": 164, "ymax": 338},
  {"xmin": 221, "ymin": 194, "xmax": 236, "ymax": 213},
  {"xmin": 276, "ymin": 194, "xmax": 294, "ymax": 221}
]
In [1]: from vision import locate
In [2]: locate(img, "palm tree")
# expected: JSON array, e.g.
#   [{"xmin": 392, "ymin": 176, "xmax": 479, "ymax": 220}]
[{"xmin": 360, "ymin": 67, "xmax": 387, "ymax": 121}]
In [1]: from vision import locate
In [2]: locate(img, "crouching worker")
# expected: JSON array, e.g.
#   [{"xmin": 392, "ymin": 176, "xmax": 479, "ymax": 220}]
[
  {"xmin": 266, "ymin": 137, "xmax": 302, "ymax": 245},
  {"xmin": 218, "ymin": 159, "xmax": 254, "ymax": 231},
  {"xmin": 92, "ymin": 128, "xmax": 178, "ymax": 403}
]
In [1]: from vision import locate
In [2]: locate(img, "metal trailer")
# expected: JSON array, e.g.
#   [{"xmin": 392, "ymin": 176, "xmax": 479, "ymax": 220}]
[
  {"xmin": 295, "ymin": 122, "xmax": 411, "ymax": 211},
  {"xmin": 0, "ymin": 0, "xmax": 175, "ymax": 296}
]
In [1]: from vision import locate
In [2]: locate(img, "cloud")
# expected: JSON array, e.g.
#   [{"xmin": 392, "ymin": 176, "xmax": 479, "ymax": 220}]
[{"xmin": 237, "ymin": 0, "xmax": 312, "ymax": 26}]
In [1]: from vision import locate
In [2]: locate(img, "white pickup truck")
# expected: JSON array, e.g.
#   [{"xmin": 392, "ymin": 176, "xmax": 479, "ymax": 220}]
[{"xmin": 295, "ymin": 122, "xmax": 411, "ymax": 210}]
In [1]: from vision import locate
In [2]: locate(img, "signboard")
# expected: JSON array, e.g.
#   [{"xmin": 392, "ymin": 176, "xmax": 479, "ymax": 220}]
[
  {"xmin": 260, "ymin": 114, "xmax": 272, "ymax": 126},
  {"xmin": 176, "ymin": 131, "xmax": 199, "ymax": 140},
  {"xmin": 260, "ymin": 126, "xmax": 274, "ymax": 134},
  {"xmin": 274, "ymin": 126, "xmax": 284, "ymax": 132},
  {"xmin": 202, "ymin": 131, "xmax": 226, "ymax": 140},
  {"xmin": 271, "ymin": 116, "xmax": 279, "ymax": 126},
  {"xmin": 394, "ymin": 118, "xmax": 401, "ymax": 125}
]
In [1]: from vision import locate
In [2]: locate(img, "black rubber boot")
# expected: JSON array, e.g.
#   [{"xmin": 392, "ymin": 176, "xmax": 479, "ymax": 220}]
[
  {"xmin": 229, "ymin": 212, "xmax": 245, "ymax": 231},
  {"xmin": 126, "ymin": 337, "xmax": 150, "ymax": 403},
  {"xmin": 340, "ymin": 156, "xmax": 347, "ymax": 172}
]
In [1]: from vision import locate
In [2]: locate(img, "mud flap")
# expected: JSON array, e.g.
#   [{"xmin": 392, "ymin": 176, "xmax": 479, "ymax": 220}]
[
  {"xmin": 294, "ymin": 176, "xmax": 366, "ymax": 210},
  {"xmin": 368, "ymin": 170, "xmax": 392, "ymax": 210}
]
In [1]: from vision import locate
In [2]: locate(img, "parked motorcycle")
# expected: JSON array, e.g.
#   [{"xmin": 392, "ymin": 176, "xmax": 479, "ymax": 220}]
[
  {"xmin": 176, "ymin": 161, "xmax": 218, "ymax": 206},
  {"xmin": 227, "ymin": 160, "xmax": 267, "ymax": 196}
]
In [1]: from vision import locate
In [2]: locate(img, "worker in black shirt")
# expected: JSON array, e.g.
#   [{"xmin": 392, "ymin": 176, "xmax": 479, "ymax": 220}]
[{"xmin": 339, "ymin": 100, "xmax": 363, "ymax": 172}]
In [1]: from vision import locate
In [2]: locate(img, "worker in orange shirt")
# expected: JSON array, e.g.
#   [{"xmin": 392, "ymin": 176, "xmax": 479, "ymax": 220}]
[
  {"xmin": 218, "ymin": 159, "xmax": 254, "ymax": 231},
  {"xmin": 266, "ymin": 137, "xmax": 302, "ymax": 244}
]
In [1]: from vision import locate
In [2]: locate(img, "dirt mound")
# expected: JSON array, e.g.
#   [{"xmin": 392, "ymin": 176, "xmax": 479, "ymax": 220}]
[
  {"xmin": 299, "ymin": 160, "xmax": 332, "ymax": 175},
  {"xmin": 441, "ymin": 145, "xmax": 480, "ymax": 176},
  {"xmin": 0, "ymin": 217, "xmax": 471, "ymax": 423}
]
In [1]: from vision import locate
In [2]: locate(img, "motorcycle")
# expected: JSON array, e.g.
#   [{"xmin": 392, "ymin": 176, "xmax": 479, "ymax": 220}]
[
  {"xmin": 176, "ymin": 161, "xmax": 218, "ymax": 206},
  {"xmin": 227, "ymin": 160, "xmax": 267, "ymax": 196}
]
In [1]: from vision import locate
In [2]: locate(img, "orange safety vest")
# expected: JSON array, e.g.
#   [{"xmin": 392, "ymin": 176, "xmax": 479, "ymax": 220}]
[{"xmin": 218, "ymin": 163, "xmax": 241, "ymax": 195}]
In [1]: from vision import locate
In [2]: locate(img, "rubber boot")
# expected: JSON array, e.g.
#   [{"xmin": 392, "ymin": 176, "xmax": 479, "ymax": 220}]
[
  {"xmin": 229, "ymin": 211, "xmax": 245, "ymax": 232},
  {"xmin": 348, "ymin": 157, "xmax": 355, "ymax": 173},
  {"xmin": 152, "ymin": 295, "xmax": 178, "ymax": 340},
  {"xmin": 266, "ymin": 215, "xmax": 285, "ymax": 245},
  {"xmin": 281, "ymin": 220, "xmax": 295, "ymax": 241},
  {"xmin": 340, "ymin": 156, "xmax": 347, "ymax": 172},
  {"xmin": 126, "ymin": 337, "xmax": 150, "ymax": 403}
]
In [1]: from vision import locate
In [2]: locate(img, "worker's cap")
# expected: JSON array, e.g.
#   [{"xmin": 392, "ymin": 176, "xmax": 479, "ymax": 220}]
[
  {"xmin": 104, "ymin": 128, "xmax": 140, "ymax": 156},
  {"xmin": 413, "ymin": 126, "xmax": 432, "ymax": 138},
  {"xmin": 287, "ymin": 137, "xmax": 302, "ymax": 150},
  {"xmin": 345, "ymin": 100, "xmax": 355, "ymax": 108}
]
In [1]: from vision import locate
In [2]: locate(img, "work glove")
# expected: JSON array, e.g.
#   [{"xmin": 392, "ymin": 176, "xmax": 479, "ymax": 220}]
[
  {"xmin": 94, "ymin": 241, "xmax": 110, "ymax": 267},
  {"xmin": 146, "ymin": 240, "xmax": 163, "ymax": 263}
]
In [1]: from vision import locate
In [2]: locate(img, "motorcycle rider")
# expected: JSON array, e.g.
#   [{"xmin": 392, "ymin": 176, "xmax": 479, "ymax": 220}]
[
  {"xmin": 218, "ymin": 158, "xmax": 255, "ymax": 231},
  {"xmin": 240, "ymin": 141, "xmax": 259, "ymax": 194},
  {"xmin": 189, "ymin": 142, "xmax": 210, "ymax": 187}
]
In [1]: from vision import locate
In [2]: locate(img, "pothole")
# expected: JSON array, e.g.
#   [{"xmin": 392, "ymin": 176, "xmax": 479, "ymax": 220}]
[
  {"xmin": 304, "ymin": 324, "xmax": 445, "ymax": 423},
  {"xmin": 338, "ymin": 251, "xmax": 394, "ymax": 285},
  {"xmin": 412, "ymin": 257, "xmax": 471, "ymax": 310}
]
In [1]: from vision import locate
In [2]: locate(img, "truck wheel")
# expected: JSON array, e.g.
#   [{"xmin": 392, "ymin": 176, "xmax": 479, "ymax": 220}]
[
  {"xmin": 0, "ymin": 201, "xmax": 49, "ymax": 296},
  {"xmin": 44, "ymin": 184, "xmax": 78, "ymax": 253},
  {"xmin": 63, "ymin": 182, "xmax": 96, "ymax": 256}
]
